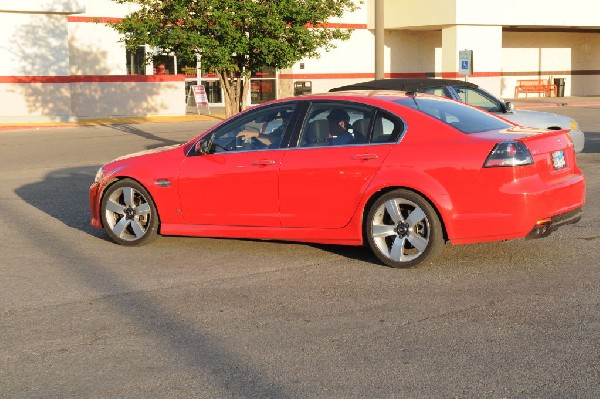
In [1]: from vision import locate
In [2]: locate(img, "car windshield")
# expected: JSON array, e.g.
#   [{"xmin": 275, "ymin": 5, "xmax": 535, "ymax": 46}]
[{"xmin": 395, "ymin": 97, "xmax": 512, "ymax": 134}]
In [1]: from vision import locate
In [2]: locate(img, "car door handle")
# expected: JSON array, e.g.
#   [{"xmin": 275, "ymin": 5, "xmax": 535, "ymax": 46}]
[
  {"xmin": 251, "ymin": 159, "xmax": 277, "ymax": 166},
  {"xmin": 352, "ymin": 154, "xmax": 379, "ymax": 161}
]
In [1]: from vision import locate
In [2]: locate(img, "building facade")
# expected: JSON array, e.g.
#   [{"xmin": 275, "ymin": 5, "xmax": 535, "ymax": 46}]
[{"xmin": 1, "ymin": 0, "xmax": 599, "ymax": 122}]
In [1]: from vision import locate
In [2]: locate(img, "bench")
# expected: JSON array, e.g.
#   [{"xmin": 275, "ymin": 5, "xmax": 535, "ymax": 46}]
[{"xmin": 514, "ymin": 79, "xmax": 557, "ymax": 98}]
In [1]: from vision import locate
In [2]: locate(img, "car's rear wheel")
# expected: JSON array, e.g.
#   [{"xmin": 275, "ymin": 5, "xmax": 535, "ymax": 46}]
[
  {"xmin": 366, "ymin": 189, "xmax": 444, "ymax": 268},
  {"xmin": 101, "ymin": 179, "xmax": 158, "ymax": 246}
]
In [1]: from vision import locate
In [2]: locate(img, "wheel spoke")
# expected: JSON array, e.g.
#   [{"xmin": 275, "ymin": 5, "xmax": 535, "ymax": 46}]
[
  {"xmin": 130, "ymin": 218, "xmax": 146, "ymax": 238},
  {"xmin": 405, "ymin": 206, "xmax": 426, "ymax": 227},
  {"xmin": 135, "ymin": 203, "xmax": 151, "ymax": 215},
  {"xmin": 390, "ymin": 236, "xmax": 406, "ymax": 262},
  {"xmin": 122, "ymin": 187, "xmax": 135, "ymax": 207},
  {"xmin": 407, "ymin": 232, "xmax": 429, "ymax": 253},
  {"xmin": 105, "ymin": 198, "xmax": 126, "ymax": 215},
  {"xmin": 384, "ymin": 199, "xmax": 403, "ymax": 224},
  {"xmin": 112, "ymin": 217, "xmax": 129, "ymax": 238},
  {"xmin": 372, "ymin": 223, "xmax": 397, "ymax": 238}
]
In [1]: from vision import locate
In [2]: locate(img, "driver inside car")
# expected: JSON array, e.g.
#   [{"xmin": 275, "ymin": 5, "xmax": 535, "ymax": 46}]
[{"xmin": 236, "ymin": 111, "xmax": 292, "ymax": 148}]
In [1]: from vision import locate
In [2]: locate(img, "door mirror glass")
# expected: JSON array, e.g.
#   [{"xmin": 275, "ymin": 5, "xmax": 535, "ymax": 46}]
[{"xmin": 194, "ymin": 137, "xmax": 213, "ymax": 155}]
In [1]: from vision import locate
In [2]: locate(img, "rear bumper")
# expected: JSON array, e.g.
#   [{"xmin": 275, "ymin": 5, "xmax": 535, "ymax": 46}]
[
  {"xmin": 525, "ymin": 206, "xmax": 583, "ymax": 239},
  {"xmin": 447, "ymin": 172, "xmax": 585, "ymax": 244}
]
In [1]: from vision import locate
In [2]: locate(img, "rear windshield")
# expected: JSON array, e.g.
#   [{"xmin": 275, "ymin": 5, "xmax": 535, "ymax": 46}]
[{"xmin": 395, "ymin": 97, "xmax": 512, "ymax": 133}]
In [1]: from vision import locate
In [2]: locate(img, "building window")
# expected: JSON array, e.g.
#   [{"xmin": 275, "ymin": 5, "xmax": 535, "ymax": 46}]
[
  {"xmin": 251, "ymin": 67, "xmax": 277, "ymax": 104},
  {"xmin": 152, "ymin": 54, "xmax": 176, "ymax": 75},
  {"xmin": 126, "ymin": 45, "xmax": 148, "ymax": 75},
  {"xmin": 201, "ymin": 80, "xmax": 223, "ymax": 104}
]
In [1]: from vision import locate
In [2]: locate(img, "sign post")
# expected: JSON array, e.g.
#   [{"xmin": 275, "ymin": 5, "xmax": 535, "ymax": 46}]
[
  {"xmin": 189, "ymin": 84, "xmax": 210, "ymax": 115},
  {"xmin": 458, "ymin": 50, "xmax": 473, "ymax": 80}
]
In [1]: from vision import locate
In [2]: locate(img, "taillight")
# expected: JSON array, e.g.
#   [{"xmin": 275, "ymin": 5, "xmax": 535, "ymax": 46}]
[{"xmin": 484, "ymin": 140, "xmax": 533, "ymax": 167}]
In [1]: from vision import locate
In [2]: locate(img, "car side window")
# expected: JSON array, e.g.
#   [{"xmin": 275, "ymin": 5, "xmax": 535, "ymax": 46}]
[
  {"xmin": 420, "ymin": 87, "xmax": 452, "ymax": 99},
  {"xmin": 199, "ymin": 104, "xmax": 296, "ymax": 154},
  {"xmin": 300, "ymin": 104, "xmax": 372, "ymax": 147},
  {"xmin": 371, "ymin": 111, "xmax": 405, "ymax": 143},
  {"xmin": 454, "ymin": 87, "xmax": 503, "ymax": 113}
]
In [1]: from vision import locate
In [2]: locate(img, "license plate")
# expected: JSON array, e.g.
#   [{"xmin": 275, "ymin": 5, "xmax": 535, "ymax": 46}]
[{"xmin": 552, "ymin": 150, "xmax": 566, "ymax": 170}]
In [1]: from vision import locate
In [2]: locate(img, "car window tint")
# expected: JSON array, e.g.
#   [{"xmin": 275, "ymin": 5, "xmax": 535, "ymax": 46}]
[
  {"xmin": 203, "ymin": 104, "xmax": 296, "ymax": 153},
  {"xmin": 454, "ymin": 87, "xmax": 503, "ymax": 112},
  {"xmin": 395, "ymin": 97, "xmax": 511, "ymax": 134},
  {"xmin": 300, "ymin": 104, "xmax": 372, "ymax": 147}
]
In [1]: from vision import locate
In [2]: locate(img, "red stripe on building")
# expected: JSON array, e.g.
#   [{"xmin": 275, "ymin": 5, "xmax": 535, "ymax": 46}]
[
  {"xmin": 388, "ymin": 72, "xmax": 432, "ymax": 78},
  {"xmin": 0, "ymin": 76, "xmax": 72, "ymax": 84},
  {"xmin": 304, "ymin": 23, "xmax": 367, "ymax": 29},
  {"xmin": 279, "ymin": 73, "xmax": 375, "ymax": 80},
  {"xmin": 440, "ymin": 72, "xmax": 502, "ymax": 78},
  {"xmin": 66, "ymin": 17, "xmax": 366, "ymax": 30},
  {"xmin": 0, "ymin": 75, "xmax": 185, "ymax": 84},
  {"xmin": 67, "ymin": 16, "xmax": 123, "ymax": 23},
  {"xmin": 69, "ymin": 75, "xmax": 185, "ymax": 83},
  {"xmin": 278, "ymin": 72, "xmax": 504, "ymax": 80}
]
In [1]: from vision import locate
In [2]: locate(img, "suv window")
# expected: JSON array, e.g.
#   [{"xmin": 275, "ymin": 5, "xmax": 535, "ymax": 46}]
[
  {"xmin": 420, "ymin": 86, "xmax": 452, "ymax": 98},
  {"xmin": 452, "ymin": 87, "xmax": 503, "ymax": 113}
]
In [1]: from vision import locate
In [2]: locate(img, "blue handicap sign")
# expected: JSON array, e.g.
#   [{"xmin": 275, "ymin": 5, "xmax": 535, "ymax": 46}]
[{"xmin": 461, "ymin": 60, "xmax": 469, "ymax": 69}]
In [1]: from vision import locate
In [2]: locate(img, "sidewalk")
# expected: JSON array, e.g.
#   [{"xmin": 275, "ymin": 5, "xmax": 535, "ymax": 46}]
[
  {"xmin": 511, "ymin": 95, "xmax": 600, "ymax": 108},
  {"xmin": 2, "ymin": 96, "xmax": 600, "ymax": 132},
  {"xmin": 0, "ymin": 112, "xmax": 227, "ymax": 132}
]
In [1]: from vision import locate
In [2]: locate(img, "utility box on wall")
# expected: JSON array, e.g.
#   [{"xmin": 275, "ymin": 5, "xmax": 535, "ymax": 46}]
[{"xmin": 294, "ymin": 81, "xmax": 312, "ymax": 96}]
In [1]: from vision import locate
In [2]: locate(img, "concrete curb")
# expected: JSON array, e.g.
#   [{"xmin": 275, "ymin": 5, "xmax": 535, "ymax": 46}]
[
  {"xmin": 510, "ymin": 96, "xmax": 600, "ymax": 109},
  {"xmin": 0, "ymin": 114, "xmax": 227, "ymax": 132},
  {"xmin": 514, "ymin": 101, "xmax": 600, "ymax": 108}
]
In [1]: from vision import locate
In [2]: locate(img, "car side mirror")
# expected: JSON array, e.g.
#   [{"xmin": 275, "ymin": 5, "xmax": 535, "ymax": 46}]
[
  {"xmin": 504, "ymin": 101, "xmax": 514, "ymax": 113},
  {"xmin": 194, "ymin": 139, "xmax": 212, "ymax": 155}
]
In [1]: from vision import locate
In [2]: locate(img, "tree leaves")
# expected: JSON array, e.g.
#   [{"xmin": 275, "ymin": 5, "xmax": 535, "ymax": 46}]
[{"xmin": 110, "ymin": 0, "xmax": 359, "ymax": 115}]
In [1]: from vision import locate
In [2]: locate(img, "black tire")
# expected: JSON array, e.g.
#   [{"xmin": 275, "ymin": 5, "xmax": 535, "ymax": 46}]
[
  {"xmin": 100, "ymin": 179, "xmax": 158, "ymax": 246},
  {"xmin": 366, "ymin": 189, "xmax": 444, "ymax": 268}
]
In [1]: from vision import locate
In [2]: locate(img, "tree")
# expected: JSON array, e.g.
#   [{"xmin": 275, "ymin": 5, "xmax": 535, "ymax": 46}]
[{"xmin": 111, "ymin": 0, "xmax": 359, "ymax": 116}]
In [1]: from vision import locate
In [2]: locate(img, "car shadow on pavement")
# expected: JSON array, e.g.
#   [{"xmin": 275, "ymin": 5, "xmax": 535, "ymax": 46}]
[
  {"xmin": 310, "ymin": 243, "xmax": 384, "ymax": 266},
  {"xmin": 581, "ymin": 131, "xmax": 600, "ymax": 154},
  {"xmin": 102, "ymin": 123, "xmax": 183, "ymax": 149},
  {"xmin": 14, "ymin": 165, "xmax": 384, "ymax": 266},
  {"xmin": 15, "ymin": 165, "xmax": 106, "ymax": 239},
  {"xmin": 12, "ymin": 164, "xmax": 297, "ymax": 399}
]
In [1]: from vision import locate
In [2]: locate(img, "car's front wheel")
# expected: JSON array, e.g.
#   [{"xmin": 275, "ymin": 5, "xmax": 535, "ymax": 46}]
[
  {"xmin": 101, "ymin": 179, "xmax": 158, "ymax": 246},
  {"xmin": 366, "ymin": 189, "xmax": 444, "ymax": 268}
]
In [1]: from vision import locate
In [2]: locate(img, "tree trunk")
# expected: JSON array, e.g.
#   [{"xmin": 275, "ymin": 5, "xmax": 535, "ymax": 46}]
[{"xmin": 218, "ymin": 70, "xmax": 251, "ymax": 117}]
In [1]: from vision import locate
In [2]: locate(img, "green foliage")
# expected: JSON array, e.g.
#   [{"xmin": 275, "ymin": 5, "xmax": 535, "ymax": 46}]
[{"xmin": 110, "ymin": 0, "xmax": 359, "ymax": 76}]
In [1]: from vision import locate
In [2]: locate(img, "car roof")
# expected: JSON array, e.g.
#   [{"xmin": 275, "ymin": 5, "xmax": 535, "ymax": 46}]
[{"xmin": 329, "ymin": 78, "xmax": 479, "ymax": 93}]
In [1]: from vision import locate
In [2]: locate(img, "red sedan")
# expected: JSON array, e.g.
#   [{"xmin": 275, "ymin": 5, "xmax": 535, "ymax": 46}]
[{"xmin": 90, "ymin": 92, "xmax": 585, "ymax": 268}]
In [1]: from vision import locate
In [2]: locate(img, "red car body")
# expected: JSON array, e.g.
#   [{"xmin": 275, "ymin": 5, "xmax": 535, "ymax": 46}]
[{"xmin": 90, "ymin": 92, "xmax": 585, "ymax": 267}]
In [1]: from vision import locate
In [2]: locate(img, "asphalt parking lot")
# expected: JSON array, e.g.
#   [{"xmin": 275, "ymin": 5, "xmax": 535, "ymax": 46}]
[{"xmin": 1, "ymin": 107, "xmax": 598, "ymax": 398}]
